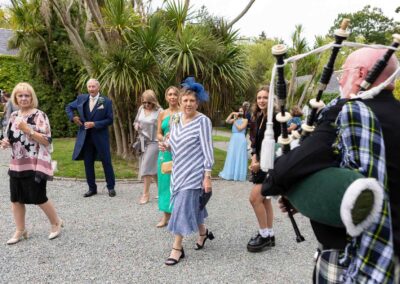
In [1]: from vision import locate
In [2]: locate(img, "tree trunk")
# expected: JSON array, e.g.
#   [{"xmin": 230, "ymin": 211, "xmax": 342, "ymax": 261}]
[
  {"xmin": 113, "ymin": 118, "xmax": 123, "ymax": 156},
  {"xmin": 297, "ymin": 55, "xmax": 322, "ymax": 107},
  {"xmin": 84, "ymin": 0, "xmax": 109, "ymax": 45},
  {"xmin": 298, "ymin": 76, "xmax": 313, "ymax": 107},
  {"xmin": 112, "ymin": 93, "xmax": 129, "ymax": 158},
  {"xmin": 128, "ymin": 107, "xmax": 134, "ymax": 146},
  {"xmin": 287, "ymin": 61, "xmax": 297, "ymax": 107},
  {"xmin": 108, "ymin": 93, "xmax": 123, "ymax": 156},
  {"xmin": 37, "ymin": 33, "xmax": 63, "ymax": 89},
  {"xmin": 115, "ymin": 108, "xmax": 128, "ymax": 158},
  {"xmin": 52, "ymin": 0, "xmax": 94, "ymax": 74},
  {"xmin": 226, "ymin": 0, "xmax": 256, "ymax": 29},
  {"xmin": 183, "ymin": 0, "xmax": 190, "ymax": 12}
]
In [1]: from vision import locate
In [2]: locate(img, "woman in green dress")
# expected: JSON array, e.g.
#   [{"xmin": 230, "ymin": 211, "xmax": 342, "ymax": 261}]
[{"xmin": 156, "ymin": 86, "xmax": 180, "ymax": 227}]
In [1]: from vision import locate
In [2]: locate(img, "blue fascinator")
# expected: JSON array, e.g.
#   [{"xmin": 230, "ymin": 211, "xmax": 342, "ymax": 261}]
[{"xmin": 181, "ymin": 77, "xmax": 209, "ymax": 103}]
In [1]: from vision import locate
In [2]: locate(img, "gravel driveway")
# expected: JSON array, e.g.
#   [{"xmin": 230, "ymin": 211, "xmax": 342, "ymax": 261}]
[{"xmin": 0, "ymin": 149, "xmax": 317, "ymax": 283}]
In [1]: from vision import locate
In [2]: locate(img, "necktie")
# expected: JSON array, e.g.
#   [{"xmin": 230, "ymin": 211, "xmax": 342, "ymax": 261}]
[{"xmin": 89, "ymin": 97, "xmax": 96, "ymax": 112}]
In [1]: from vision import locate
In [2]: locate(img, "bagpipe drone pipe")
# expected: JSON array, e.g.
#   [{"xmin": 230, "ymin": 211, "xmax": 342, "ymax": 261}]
[{"xmin": 260, "ymin": 18, "xmax": 400, "ymax": 238}]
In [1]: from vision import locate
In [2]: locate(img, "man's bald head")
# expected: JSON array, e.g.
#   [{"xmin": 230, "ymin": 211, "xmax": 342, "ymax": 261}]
[{"xmin": 339, "ymin": 48, "xmax": 399, "ymax": 98}]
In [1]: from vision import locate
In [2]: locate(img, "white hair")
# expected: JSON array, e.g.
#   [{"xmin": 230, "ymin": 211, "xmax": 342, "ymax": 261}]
[{"xmin": 87, "ymin": 78, "xmax": 100, "ymax": 87}]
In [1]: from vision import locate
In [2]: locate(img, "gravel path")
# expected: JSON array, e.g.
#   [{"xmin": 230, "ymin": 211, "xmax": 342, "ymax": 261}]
[
  {"xmin": 0, "ymin": 149, "xmax": 317, "ymax": 283},
  {"xmin": 213, "ymin": 129, "xmax": 230, "ymax": 152}
]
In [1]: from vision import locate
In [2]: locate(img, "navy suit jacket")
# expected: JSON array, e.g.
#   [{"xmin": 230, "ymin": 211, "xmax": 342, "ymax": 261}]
[{"xmin": 65, "ymin": 94, "xmax": 113, "ymax": 161}]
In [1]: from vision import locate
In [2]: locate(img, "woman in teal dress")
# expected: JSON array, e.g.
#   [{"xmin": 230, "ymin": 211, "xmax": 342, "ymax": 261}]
[{"xmin": 156, "ymin": 86, "xmax": 180, "ymax": 227}]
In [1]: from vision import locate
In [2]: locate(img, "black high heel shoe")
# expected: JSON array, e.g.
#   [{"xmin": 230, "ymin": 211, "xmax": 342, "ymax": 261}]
[
  {"xmin": 195, "ymin": 229, "xmax": 214, "ymax": 250},
  {"xmin": 165, "ymin": 247, "xmax": 185, "ymax": 266}
]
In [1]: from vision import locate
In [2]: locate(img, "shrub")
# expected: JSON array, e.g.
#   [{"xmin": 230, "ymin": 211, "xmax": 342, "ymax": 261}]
[{"xmin": 0, "ymin": 55, "xmax": 79, "ymax": 137}]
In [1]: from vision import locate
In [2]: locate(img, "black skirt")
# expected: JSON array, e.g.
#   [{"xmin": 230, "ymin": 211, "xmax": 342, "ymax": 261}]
[
  {"xmin": 251, "ymin": 170, "xmax": 267, "ymax": 184},
  {"xmin": 10, "ymin": 176, "xmax": 48, "ymax": 205}
]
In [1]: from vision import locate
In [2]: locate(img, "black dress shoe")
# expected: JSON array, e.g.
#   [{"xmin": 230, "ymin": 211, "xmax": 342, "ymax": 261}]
[
  {"xmin": 83, "ymin": 191, "xmax": 97, "ymax": 198},
  {"xmin": 247, "ymin": 233, "xmax": 273, "ymax": 252},
  {"xmin": 108, "ymin": 189, "xmax": 116, "ymax": 197}
]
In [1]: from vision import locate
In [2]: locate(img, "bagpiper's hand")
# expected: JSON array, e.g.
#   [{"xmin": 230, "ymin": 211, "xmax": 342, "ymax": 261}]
[
  {"xmin": 73, "ymin": 116, "xmax": 83, "ymax": 126},
  {"xmin": 278, "ymin": 196, "xmax": 297, "ymax": 214}
]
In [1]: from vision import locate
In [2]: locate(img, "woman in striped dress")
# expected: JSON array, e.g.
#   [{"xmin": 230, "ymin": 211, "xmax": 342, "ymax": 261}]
[{"xmin": 160, "ymin": 78, "xmax": 214, "ymax": 265}]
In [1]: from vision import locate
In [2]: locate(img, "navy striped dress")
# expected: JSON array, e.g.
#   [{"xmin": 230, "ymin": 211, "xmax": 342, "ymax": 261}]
[{"xmin": 167, "ymin": 112, "xmax": 214, "ymax": 236}]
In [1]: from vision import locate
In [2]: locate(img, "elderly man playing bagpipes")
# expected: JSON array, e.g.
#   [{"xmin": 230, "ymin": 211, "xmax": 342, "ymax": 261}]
[{"xmin": 260, "ymin": 19, "xmax": 400, "ymax": 283}]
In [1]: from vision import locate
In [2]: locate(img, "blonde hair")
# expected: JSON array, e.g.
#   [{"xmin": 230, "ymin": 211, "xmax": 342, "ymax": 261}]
[
  {"xmin": 11, "ymin": 82, "xmax": 38, "ymax": 108},
  {"xmin": 142, "ymin": 89, "xmax": 160, "ymax": 109},
  {"xmin": 164, "ymin": 86, "xmax": 179, "ymax": 99}
]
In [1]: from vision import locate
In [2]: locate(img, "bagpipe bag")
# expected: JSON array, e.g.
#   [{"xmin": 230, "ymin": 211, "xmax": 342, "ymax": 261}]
[
  {"xmin": 285, "ymin": 167, "xmax": 383, "ymax": 236},
  {"xmin": 262, "ymin": 100, "xmax": 384, "ymax": 236}
]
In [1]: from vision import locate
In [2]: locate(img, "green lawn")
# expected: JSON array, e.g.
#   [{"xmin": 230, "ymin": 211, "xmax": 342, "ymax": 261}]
[
  {"xmin": 212, "ymin": 147, "xmax": 226, "ymax": 177},
  {"xmin": 214, "ymin": 126, "xmax": 231, "ymax": 133},
  {"xmin": 212, "ymin": 135, "xmax": 230, "ymax": 142},
  {"xmin": 52, "ymin": 138, "xmax": 226, "ymax": 179},
  {"xmin": 52, "ymin": 138, "xmax": 137, "ymax": 178}
]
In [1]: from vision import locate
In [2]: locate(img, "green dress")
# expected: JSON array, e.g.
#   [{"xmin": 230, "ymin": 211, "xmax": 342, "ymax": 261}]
[{"xmin": 157, "ymin": 115, "xmax": 172, "ymax": 213}]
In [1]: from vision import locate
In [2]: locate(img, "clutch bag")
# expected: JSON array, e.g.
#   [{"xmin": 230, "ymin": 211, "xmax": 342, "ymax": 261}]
[
  {"xmin": 199, "ymin": 190, "xmax": 212, "ymax": 210},
  {"xmin": 161, "ymin": 161, "xmax": 173, "ymax": 174}
]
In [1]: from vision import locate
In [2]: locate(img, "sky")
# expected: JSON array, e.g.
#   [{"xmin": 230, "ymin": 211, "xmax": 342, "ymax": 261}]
[
  {"xmin": 182, "ymin": 0, "xmax": 399, "ymax": 44},
  {"xmin": 1, "ymin": 0, "xmax": 399, "ymax": 44}
]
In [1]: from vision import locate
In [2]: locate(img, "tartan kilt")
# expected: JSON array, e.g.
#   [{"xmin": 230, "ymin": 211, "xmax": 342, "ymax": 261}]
[{"xmin": 314, "ymin": 249, "xmax": 347, "ymax": 284}]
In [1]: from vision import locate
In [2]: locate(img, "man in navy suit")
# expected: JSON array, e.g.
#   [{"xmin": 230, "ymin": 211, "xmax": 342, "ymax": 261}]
[{"xmin": 66, "ymin": 78, "xmax": 116, "ymax": 197}]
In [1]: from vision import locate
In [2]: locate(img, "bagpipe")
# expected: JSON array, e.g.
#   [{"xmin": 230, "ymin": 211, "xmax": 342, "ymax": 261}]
[{"xmin": 260, "ymin": 18, "xmax": 400, "ymax": 239}]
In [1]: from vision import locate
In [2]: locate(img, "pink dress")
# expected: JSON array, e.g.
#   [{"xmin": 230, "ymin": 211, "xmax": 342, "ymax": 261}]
[{"xmin": 6, "ymin": 109, "xmax": 53, "ymax": 204}]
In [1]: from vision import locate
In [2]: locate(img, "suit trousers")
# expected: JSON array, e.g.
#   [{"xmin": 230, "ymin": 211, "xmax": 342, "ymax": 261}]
[{"xmin": 83, "ymin": 132, "xmax": 115, "ymax": 192}]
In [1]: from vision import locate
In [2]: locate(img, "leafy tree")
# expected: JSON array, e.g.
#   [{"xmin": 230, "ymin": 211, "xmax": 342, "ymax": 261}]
[
  {"xmin": 0, "ymin": 7, "xmax": 11, "ymax": 28},
  {"xmin": 244, "ymin": 38, "xmax": 277, "ymax": 85},
  {"xmin": 329, "ymin": 5, "xmax": 400, "ymax": 44},
  {"xmin": 394, "ymin": 80, "xmax": 400, "ymax": 101},
  {"xmin": 47, "ymin": 0, "xmax": 253, "ymax": 157},
  {"xmin": 287, "ymin": 24, "xmax": 308, "ymax": 104},
  {"xmin": 258, "ymin": 31, "xmax": 266, "ymax": 40}
]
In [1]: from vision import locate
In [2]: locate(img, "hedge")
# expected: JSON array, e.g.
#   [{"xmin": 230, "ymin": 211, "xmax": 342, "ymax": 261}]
[{"xmin": 0, "ymin": 55, "xmax": 78, "ymax": 137}]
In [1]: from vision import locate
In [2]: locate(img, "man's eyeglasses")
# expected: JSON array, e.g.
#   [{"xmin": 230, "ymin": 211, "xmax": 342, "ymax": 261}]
[
  {"xmin": 16, "ymin": 94, "xmax": 31, "ymax": 98},
  {"xmin": 334, "ymin": 66, "xmax": 360, "ymax": 81}
]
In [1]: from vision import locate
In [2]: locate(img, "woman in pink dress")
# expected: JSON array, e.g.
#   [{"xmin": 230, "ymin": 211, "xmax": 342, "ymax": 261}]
[{"xmin": 1, "ymin": 82, "xmax": 63, "ymax": 245}]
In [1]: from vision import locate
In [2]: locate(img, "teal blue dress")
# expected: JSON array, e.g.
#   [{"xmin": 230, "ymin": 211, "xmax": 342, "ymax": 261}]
[{"xmin": 218, "ymin": 118, "xmax": 248, "ymax": 181}]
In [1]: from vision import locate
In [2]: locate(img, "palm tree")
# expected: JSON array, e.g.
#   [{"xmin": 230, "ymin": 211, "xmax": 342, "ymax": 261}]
[
  {"xmin": 287, "ymin": 24, "xmax": 308, "ymax": 106},
  {"xmin": 51, "ymin": 0, "xmax": 254, "ymax": 155},
  {"xmin": 9, "ymin": 0, "xmax": 61, "ymax": 88},
  {"xmin": 202, "ymin": 19, "xmax": 252, "ymax": 117}
]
